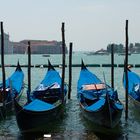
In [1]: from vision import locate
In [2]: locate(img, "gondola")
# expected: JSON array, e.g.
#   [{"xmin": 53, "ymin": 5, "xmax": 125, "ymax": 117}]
[
  {"xmin": 77, "ymin": 61, "xmax": 123, "ymax": 128},
  {"xmin": 123, "ymin": 67, "xmax": 140, "ymax": 110},
  {"xmin": 14, "ymin": 61, "xmax": 67, "ymax": 132},
  {"xmin": 0, "ymin": 61, "xmax": 24, "ymax": 119}
]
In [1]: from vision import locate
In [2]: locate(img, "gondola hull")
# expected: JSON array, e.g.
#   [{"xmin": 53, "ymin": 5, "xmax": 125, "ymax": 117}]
[
  {"xmin": 129, "ymin": 95, "xmax": 140, "ymax": 111},
  {"xmin": 14, "ymin": 99, "xmax": 65, "ymax": 132},
  {"xmin": 0, "ymin": 61, "xmax": 24, "ymax": 120},
  {"xmin": 77, "ymin": 60, "xmax": 123, "ymax": 128},
  {"xmin": 80, "ymin": 101, "xmax": 122, "ymax": 128},
  {"xmin": 0, "ymin": 89, "xmax": 23, "ymax": 120},
  {"xmin": 123, "ymin": 69, "xmax": 140, "ymax": 112},
  {"xmin": 14, "ymin": 61, "xmax": 67, "ymax": 132},
  {"xmin": 0, "ymin": 100, "xmax": 14, "ymax": 120}
]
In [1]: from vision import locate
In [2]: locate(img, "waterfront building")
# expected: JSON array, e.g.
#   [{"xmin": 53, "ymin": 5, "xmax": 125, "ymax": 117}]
[
  {"xmin": 13, "ymin": 40, "xmax": 68, "ymax": 54},
  {"xmin": 0, "ymin": 33, "xmax": 13, "ymax": 54}
]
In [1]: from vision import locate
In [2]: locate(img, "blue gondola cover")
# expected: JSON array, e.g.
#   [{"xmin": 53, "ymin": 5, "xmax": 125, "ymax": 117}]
[{"xmin": 23, "ymin": 99, "xmax": 54, "ymax": 111}]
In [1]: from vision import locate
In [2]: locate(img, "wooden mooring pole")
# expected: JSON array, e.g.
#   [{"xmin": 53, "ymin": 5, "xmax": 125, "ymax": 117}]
[
  {"xmin": 61, "ymin": 22, "xmax": 66, "ymax": 104},
  {"xmin": 1, "ymin": 22, "xmax": 6, "ymax": 118},
  {"xmin": 111, "ymin": 44, "xmax": 114, "ymax": 89},
  {"xmin": 28, "ymin": 41, "xmax": 31, "ymax": 97},
  {"xmin": 125, "ymin": 20, "xmax": 129, "ymax": 120},
  {"xmin": 68, "ymin": 42, "xmax": 73, "ymax": 99}
]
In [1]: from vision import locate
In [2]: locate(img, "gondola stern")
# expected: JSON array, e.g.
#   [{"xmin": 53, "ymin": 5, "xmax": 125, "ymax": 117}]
[
  {"xmin": 15, "ymin": 60, "xmax": 22, "ymax": 71},
  {"xmin": 48, "ymin": 59, "xmax": 55, "ymax": 71},
  {"xmin": 81, "ymin": 59, "xmax": 87, "ymax": 70}
]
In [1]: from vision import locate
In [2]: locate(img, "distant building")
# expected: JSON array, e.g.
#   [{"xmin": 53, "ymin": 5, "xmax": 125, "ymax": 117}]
[
  {"xmin": 107, "ymin": 43, "xmax": 140, "ymax": 54},
  {"xmin": 0, "ymin": 33, "xmax": 68, "ymax": 54},
  {"xmin": 0, "ymin": 33, "xmax": 13, "ymax": 54},
  {"xmin": 12, "ymin": 40, "xmax": 68, "ymax": 54}
]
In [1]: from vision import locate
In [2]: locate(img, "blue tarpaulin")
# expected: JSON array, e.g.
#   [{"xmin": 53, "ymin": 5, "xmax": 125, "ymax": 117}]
[{"xmin": 23, "ymin": 99, "xmax": 54, "ymax": 111}]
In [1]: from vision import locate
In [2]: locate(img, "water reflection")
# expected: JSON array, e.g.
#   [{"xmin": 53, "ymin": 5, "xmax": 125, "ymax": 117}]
[
  {"xmin": 1, "ymin": 98, "xmax": 140, "ymax": 139},
  {"xmin": 0, "ymin": 99, "xmax": 139, "ymax": 140},
  {"xmin": 18, "ymin": 110, "xmax": 67, "ymax": 140}
]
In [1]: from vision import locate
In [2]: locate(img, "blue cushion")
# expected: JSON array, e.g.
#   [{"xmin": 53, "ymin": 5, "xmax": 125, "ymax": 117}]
[
  {"xmin": 85, "ymin": 98, "xmax": 105, "ymax": 111},
  {"xmin": 23, "ymin": 99, "xmax": 54, "ymax": 111}
]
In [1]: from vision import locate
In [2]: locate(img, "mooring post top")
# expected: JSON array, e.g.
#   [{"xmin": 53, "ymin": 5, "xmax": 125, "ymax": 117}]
[
  {"xmin": 62, "ymin": 22, "xmax": 65, "ymax": 31},
  {"xmin": 0, "ymin": 21, "xmax": 3, "ymax": 25}
]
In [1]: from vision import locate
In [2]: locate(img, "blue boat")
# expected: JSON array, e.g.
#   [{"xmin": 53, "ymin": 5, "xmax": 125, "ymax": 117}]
[
  {"xmin": 14, "ymin": 61, "xmax": 67, "ymax": 132},
  {"xmin": 123, "ymin": 68, "xmax": 140, "ymax": 110},
  {"xmin": 77, "ymin": 61, "xmax": 123, "ymax": 128},
  {"xmin": 0, "ymin": 62, "xmax": 24, "ymax": 119}
]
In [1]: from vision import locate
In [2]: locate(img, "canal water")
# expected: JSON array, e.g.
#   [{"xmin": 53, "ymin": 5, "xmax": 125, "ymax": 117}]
[{"xmin": 0, "ymin": 53, "xmax": 140, "ymax": 139}]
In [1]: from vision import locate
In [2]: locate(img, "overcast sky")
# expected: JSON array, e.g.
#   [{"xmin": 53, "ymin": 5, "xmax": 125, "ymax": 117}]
[{"xmin": 0, "ymin": 0, "xmax": 140, "ymax": 51}]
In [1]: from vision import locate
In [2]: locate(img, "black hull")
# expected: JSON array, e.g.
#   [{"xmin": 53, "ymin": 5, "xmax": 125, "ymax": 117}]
[
  {"xmin": 78, "ymin": 61, "xmax": 123, "ymax": 128},
  {"xmin": 129, "ymin": 95, "xmax": 140, "ymax": 111},
  {"xmin": 0, "ymin": 101, "xmax": 12, "ymax": 120},
  {"xmin": 14, "ymin": 100, "xmax": 65, "ymax": 132},
  {"xmin": 80, "ymin": 101, "xmax": 122, "ymax": 128},
  {"xmin": 0, "ymin": 91, "xmax": 23, "ymax": 120}
]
